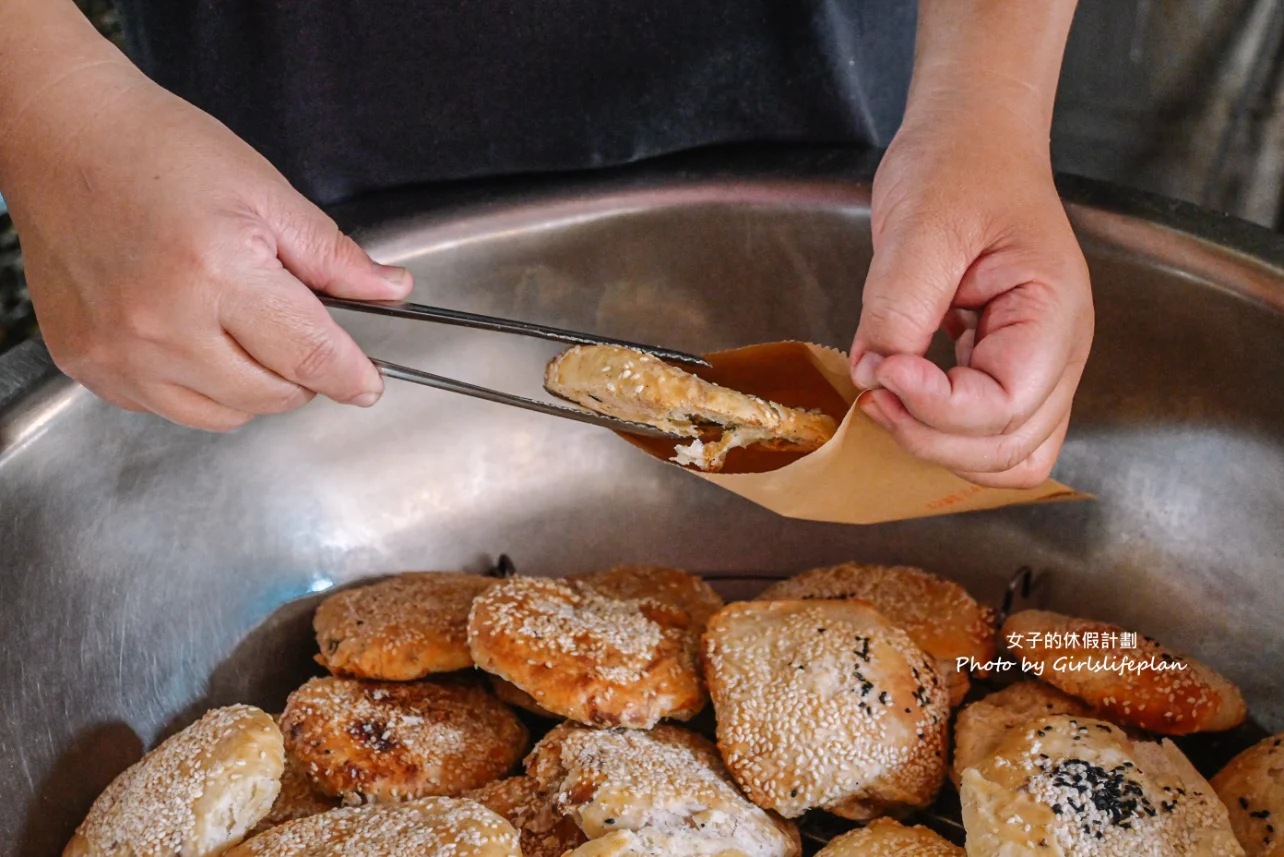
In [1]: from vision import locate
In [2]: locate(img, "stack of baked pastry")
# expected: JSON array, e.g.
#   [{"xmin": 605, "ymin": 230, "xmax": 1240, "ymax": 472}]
[{"xmin": 63, "ymin": 563, "xmax": 1280, "ymax": 856}]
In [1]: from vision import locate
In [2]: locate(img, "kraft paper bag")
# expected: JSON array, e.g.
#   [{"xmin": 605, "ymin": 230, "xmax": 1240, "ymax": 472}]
[{"xmin": 618, "ymin": 341, "xmax": 1088, "ymax": 525}]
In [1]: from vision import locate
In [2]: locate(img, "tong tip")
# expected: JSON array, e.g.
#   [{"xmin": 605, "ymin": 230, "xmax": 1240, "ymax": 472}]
[{"xmin": 648, "ymin": 350, "xmax": 711, "ymax": 369}]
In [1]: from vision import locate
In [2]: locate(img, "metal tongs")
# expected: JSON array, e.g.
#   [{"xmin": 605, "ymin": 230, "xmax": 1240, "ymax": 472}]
[{"xmin": 320, "ymin": 296, "xmax": 707, "ymax": 440}]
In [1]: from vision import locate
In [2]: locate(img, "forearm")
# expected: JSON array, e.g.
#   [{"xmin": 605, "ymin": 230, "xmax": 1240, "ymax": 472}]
[
  {"xmin": 907, "ymin": 0, "xmax": 1078, "ymax": 141},
  {"xmin": 0, "ymin": 0, "xmax": 142, "ymax": 185}
]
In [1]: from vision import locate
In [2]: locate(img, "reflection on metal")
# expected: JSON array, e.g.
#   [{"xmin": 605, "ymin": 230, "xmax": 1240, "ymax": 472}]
[{"xmin": 0, "ymin": 150, "xmax": 1282, "ymax": 855}]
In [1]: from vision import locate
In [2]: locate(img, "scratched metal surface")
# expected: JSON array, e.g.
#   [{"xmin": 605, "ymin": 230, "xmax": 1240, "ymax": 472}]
[{"xmin": 1, "ymin": 149, "xmax": 1282, "ymax": 854}]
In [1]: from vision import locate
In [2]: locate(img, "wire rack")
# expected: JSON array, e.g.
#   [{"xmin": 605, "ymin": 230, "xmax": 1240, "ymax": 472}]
[
  {"xmin": 482, "ymin": 556, "xmax": 1039, "ymax": 851},
  {"xmin": 482, "ymin": 556, "xmax": 1267, "ymax": 853}
]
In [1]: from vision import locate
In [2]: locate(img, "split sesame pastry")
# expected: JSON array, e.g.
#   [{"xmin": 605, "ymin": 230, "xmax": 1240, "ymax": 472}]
[
  {"xmin": 543, "ymin": 344, "xmax": 837, "ymax": 472},
  {"xmin": 64, "ymin": 705, "xmax": 284, "ymax": 857},
  {"xmin": 1002, "ymin": 610, "xmax": 1247, "ymax": 735},
  {"xmin": 813, "ymin": 817, "xmax": 964, "ymax": 856},
  {"xmin": 950, "ymin": 682, "xmax": 1093, "ymax": 788},
  {"xmin": 959, "ymin": 714, "xmax": 1244, "ymax": 856},
  {"xmin": 568, "ymin": 565, "xmax": 725, "ymax": 631},
  {"xmin": 226, "ymin": 797, "xmax": 520, "ymax": 856},
  {"xmin": 467, "ymin": 576, "xmax": 706, "ymax": 729},
  {"xmin": 313, "ymin": 572, "xmax": 495, "ymax": 680},
  {"xmin": 524, "ymin": 722, "xmax": 801, "ymax": 857},
  {"xmin": 250, "ymin": 717, "xmax": 339, "ymax": 834},
  {"xmin": 488, "ymin": 674, "xmax": 559, "ymax": 718},
  {"xmin": 248, "ymin": 762, "xmax": 336, "ymax": 835},
  {"xmin": 562, "ymin": 828, "xmax": 755, "ymax": 856},
  {"xmin": 702, "ymin": 600, "xmax": 950, "ymax": 821},
  {"xmin": 756, "ymin": 563, "xmax": 997, "ymax": 707},
  {"xmin": 465, "ymin": 776, "xmax": 588, "ymax": 857},
  {"xmin": 279, "ymin": 676, "xmax": 528, "ymax": 804},
  {"xmin": 1211, "ymin": 732, "xmax": 1284, "ymax": 856}
]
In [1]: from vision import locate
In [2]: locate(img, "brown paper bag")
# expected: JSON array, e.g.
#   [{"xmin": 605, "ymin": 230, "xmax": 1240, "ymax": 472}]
[{"xmin": 619, "ymin": 341, "xmax": 1089, "ymax": 524}]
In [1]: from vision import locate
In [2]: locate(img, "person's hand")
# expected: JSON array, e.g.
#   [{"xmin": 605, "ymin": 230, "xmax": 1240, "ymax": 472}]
[
  {"xmin": 849, "ymin": 0, "xmax": 1093, "ymax": 489},
  {"xmin": 1, "ymin": 62, "xmax": 411, "ymax": 431},
  {"xmin": 850, "ymin": 113, "xmax": 1093, "ymax": 489}
]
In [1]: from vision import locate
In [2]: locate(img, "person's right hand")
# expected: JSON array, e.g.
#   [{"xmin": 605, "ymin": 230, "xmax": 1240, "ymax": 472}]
[{"xmin": 1, "ymin": 62, "xmax": 411, "ymax": 430}]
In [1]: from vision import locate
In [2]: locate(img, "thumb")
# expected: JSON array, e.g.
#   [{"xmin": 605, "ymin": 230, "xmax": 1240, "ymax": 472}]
[
  {"xmin": 850, "ymin": 216, "xmax": 972, "ymax": 389},
  {"xmin": 269, "ymin": 193, "xmax": 413, "ymax": 301}
]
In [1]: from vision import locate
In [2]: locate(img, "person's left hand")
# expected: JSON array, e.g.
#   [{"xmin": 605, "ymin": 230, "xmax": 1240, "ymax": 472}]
[{"xmin": 849, "ymin": 108, "xmax": 1094, "ymax": 489}]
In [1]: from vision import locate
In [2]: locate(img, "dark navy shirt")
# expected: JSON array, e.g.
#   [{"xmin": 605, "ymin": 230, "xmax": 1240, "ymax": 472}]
[{"xmin": 114, "ymin": 1, "xmax": 916, "ymax": 205}]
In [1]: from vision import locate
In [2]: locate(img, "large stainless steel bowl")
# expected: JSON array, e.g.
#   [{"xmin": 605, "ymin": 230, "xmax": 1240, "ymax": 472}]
[{"xmin": 2, "ymin": 147, "xmax": 1282, "ymax": 855}]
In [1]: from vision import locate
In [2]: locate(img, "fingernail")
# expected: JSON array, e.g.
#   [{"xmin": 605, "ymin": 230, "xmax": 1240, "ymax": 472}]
[
  {"xmin": 852, "ymin": 352, "xmax": 884, "ymax": 391},
  {"xmin": 348, "ymin": 391, "xmax": 381, "ymax": 408},
  {"xmin": 375, "ymin": 263, "xmax": 412, "ymax": 289},
  {"xmin": 860, "ymin": 395, "xmax": 893, "ymax": 430}
]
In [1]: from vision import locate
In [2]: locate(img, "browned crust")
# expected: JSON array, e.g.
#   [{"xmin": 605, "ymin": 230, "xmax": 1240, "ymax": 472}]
[
  {"xmin": 313, "ymin": 572, "xmax": 494, "ymax": 680},
  {"xmin": 251, "ymin": 716, "xmax": 340, "ymax": 834},
  {"xmin": 280, "ymin": 676, "xmax": 528, "ymax": 803},
  {"xmin": 950, "ymin": 682, "xmax": 1092, "ymax": 788},
  {"xmin": 227, "ymin": 797, "xmax": 521, "ymax": 856},
  {"xmin": 960, "ymin": 714, "xmax": 1243, "ymax": 855},
  {"xmin": 1211, "ymin": 732, "xmax": 1284, "ymax": 857},
  {"xmin": 488, "ymin": 675, "xmax": 559, "ymax": 719},
  {"xmin": 465, "ymin": 776, "xmax": 587, "ymax": 857},
  {"xmin": 567, "ymin": 566, "xmax": 725, "ymax": 631},
  {"xmin": 815, "ymin": 818, "xmax": 964, "ymax": 856},
  {"xmin": 1002, "ymin": 610, "xmax": 1246, "ymax": 735},
  {"xmin": 756, "ymin": 563, "xmax": 996, "ymax": 707},
  {"xmin": 524, "ymin": 722, "xmax": 799, "ymax": 857},
  {"xmin": 467, "ymin": 576, "xmax": 706, "ymax": 729},
  {"xmin": 702, "ymin": 600, "xmax": 949, "ymax": 820},
  {"xmin": 560, "ymin": 830, "xmax": 755, "ymax": 856},
  {"xmin": 544, "ymin": 345, "xmax": 836, "ymax": 472},
  {"xmin": 64, "ymin": 706, "xmax": 284, "ymax": 857}
]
